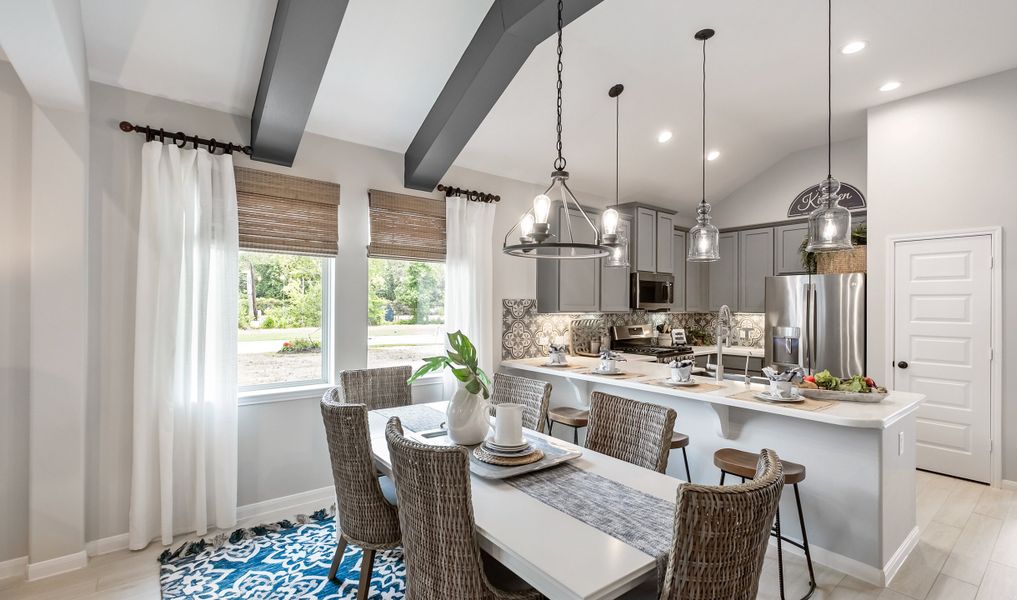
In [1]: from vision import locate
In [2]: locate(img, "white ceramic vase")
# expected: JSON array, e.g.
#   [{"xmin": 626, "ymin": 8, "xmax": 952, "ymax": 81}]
[{"xmin": 446, "ymin": 382, "xmax": 491, "ymax": 445}]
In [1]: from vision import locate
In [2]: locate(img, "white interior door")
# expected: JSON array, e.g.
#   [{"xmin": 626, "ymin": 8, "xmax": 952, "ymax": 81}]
[{"xmin": 893, "ymin": 235, "xmax": 992, "ymax": 482}]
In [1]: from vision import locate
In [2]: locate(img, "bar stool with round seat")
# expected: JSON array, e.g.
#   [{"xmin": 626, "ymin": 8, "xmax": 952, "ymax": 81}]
[
  {"xmin": 714, "ymin": 448, "xmax": 815, "ymax": 600},
  {"xmin": 545, "ymin": 406, "xmax": 589, "ymax": 444},
  {"xmin": 670, "ymin": 431, "xmax": 693, "ymax": 482}
]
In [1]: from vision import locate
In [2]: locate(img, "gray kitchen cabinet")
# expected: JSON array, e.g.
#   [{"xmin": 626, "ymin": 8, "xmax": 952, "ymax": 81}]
[
  {"xmin": 634, "ymin": 207, "xmax": 657, "ymax": 272},
  {"xmin": 600, "ymin": 215, "xmax": 632, "ymax": 312},
  {"xmin": 708, "ymin": 233, "xmax": 739, "ymax": 311},
  {"xmin": 656, "ymin": 213, "xmax": 675, "ymax": 274},
  {"xmin": 536, "ymin": 205, "xmax": 601, "ymax": 313},
  {"xmin": 686, "ymin": 254, "xmax": 709, "ymax": 312},
  {"xmin": 774, "ymin": 223, "xmax": 810, "ymax": 274},
  {"xmin": 738, "ymin": 227, "xmax": 775, "ymax": 312},
  {"xmin": 672, "ymin": 230, "xmax": 686, "ymax": 312}
]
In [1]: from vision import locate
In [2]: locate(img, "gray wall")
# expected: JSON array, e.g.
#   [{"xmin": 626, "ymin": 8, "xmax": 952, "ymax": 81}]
[
  {"xmin": 0, "ymin": 62, "xmax": 32, "ymax": 563},
  {"xmin": 83, "ymin": 82, "xmax": 586, "ymax": 544},
  {"xmin": 867, "ymin": 68, "xmax": 1017, "ymax": 481},
  {"xmin": 711, "ymin": 137, "xmax": 867, "ymax": 228}
]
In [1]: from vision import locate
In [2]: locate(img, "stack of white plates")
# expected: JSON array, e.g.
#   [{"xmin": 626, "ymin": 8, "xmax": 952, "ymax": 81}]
[{"xmin": 482, "ymin": 439, "xmax": 534, "ymax": 457}]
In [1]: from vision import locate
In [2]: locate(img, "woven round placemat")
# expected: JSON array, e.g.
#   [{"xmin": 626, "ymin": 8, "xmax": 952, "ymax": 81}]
[{"xmin": 472, "ymin": 445, "xmax": 545, "ymax": 466}]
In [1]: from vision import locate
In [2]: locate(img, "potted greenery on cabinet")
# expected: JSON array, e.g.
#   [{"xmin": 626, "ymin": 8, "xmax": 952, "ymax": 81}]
[{"xmin": 799, "ymin": 222, "xmax": 867, "ymax": 274}]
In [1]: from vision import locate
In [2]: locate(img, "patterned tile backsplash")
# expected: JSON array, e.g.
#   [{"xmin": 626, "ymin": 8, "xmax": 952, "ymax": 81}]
[{"xmin": 501, "ymin": 299, "xmax": 764, "ymax": 360}]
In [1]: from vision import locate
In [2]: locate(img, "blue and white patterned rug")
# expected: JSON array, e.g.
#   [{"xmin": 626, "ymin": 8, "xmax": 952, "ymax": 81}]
[{"xmin": 159, "ymin": 511, "xmax": 406, "ymax": 599}]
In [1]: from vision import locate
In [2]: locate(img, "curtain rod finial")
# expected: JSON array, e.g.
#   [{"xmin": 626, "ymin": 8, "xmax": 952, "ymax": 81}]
[{"xmin": 119, "ymin": 121, "xmax": 135, "ymax": 132}]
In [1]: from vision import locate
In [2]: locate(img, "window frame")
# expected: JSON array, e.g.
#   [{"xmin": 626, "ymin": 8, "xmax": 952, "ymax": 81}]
[{"xmin": 237, "ymin": 252, "xmax": 334, "ymax": 397}]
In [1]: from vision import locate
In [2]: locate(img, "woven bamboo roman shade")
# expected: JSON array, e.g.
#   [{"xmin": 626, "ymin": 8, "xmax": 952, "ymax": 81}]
[
  {"xmin": 235, "ymin": 167, "xmax": 340, "ymax": 257},
  {"xmin": 367, "ymin": 189, "xmax": 446, "ymax": 262}
]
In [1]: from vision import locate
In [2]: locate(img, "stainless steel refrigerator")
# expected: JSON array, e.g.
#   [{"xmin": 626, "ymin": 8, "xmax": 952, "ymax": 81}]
[{"xmin": 764, "ymin": 274, "xmax": 865, "ymax": 377}]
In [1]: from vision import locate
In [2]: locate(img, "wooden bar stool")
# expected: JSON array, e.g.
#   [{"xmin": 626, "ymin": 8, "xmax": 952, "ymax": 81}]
[
  {"xmin": 546, "ymin": 406, "xmax": 589, "ymax": 444},
  {"xmin": 670, "ymin": 431, "xmax": 692, "ymax": 482},
  {"xmin": 714, "ymin": 448, "xmax": 815, "ymax": 600}
]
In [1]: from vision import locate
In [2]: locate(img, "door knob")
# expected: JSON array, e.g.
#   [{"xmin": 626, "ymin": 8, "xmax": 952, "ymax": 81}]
[{"xmin": 897, "ymin": 361, "xmax": 909, "ymax": 369}]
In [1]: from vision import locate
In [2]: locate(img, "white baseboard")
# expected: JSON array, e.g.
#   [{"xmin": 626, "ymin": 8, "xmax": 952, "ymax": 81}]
[
  {"xmin": 766, "ymin": 525, "xmax": 919, "ymax": 587},
  {"xmin": 26, "ymin": 550, "xmax": 87, "ymax": 582},
  {"xmin": 85, "ymin": 533, "xmax": 130, "ymax": 557},
  {"xmin": 236, "ymin": 486, "xmax": 335, "ymax": 525},
  {"xmin": 882, "ymin": 526, "xmax": 920, "ymax": 585},
  {"xmin": 0, "ymin": 555, "xmax": 27, "ymax": 579},
  {"xmin": 1001, "ymin": 479, "xmax": 1017, "ymax": 492}
]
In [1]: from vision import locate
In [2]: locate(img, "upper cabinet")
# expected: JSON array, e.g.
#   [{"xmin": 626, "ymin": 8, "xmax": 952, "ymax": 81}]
[
  {"xmin": 656, "ymin": 213, "xmax": 675, "ymax": 274},
  {"xmin": 738, "ymin": 228, "xmax": 775, "ymax": 312},
  {"xmin": 708, "ymin": 232, "xmax": 739, "ymax": 310},
  {"xmin": 672, "ymin": 230, "xmax": 687, "ymax": 312},
  {"xmin": 600, "ymin": 215, "xmax": 632, "ymax": 313},
  {"xmin": 774, "ymin": 223, "xmax": 810, "ymax": 275},
  {"xmin": 536, "ymin": 204, "xmax": 601, "ymax": 313},
  {"xmin": 634, "ymin": 207, "xmax": 657, "ymax": 272}
]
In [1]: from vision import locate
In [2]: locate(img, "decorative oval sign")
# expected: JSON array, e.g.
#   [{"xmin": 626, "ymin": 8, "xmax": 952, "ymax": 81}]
[{"xmin": 787, "ymin": 182, "xmax": 866, "ymax": 217}]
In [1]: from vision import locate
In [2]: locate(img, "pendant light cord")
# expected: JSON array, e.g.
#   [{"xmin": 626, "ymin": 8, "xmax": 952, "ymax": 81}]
[
  {"xmin": 701, "ymin": 33, "xmax": 707, "ymax": 206},
  {"xmin": 554, "ymin": 0, "xmax": 566, "ymax": 171},
  {"xmin": 615, "ymin": 92, "xmax": 620, "ymax": 206},
  {"xmin": 827, "ymin": 0, "xmax": 832, "ymax": 179}
]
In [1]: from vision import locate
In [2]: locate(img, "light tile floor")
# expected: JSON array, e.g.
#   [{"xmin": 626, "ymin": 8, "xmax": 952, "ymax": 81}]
[{"xmin": 2, "ymin": 470, "xmax": 1015, "ymax": 599}]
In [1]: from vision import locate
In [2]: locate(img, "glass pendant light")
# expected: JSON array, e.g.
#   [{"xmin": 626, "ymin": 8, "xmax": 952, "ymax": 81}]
[
  {"xmin": 604, "ymin": 83, "xmax": 629, "ymax": 268},
  {"xmin": 503, "ymin": 0, "xmax": 613, "ymax": 260},
  {"xmin": 687, "ymin": 28, "xmax": 720, "ymax": 263},
  {"xmin": 806, "ymin": 0, "xmax": 852, "ymax": 252}
]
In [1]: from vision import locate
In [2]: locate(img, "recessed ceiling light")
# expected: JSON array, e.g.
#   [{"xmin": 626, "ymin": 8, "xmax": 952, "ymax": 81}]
[
  {"xmin": 657, "ymin": 130, "xmax": 673, "ymax": 143},
  {"xmin": 840, "ymin": 40, "xmax": 866, "ymax": 55},
  {"xmin": 879, "ymin": 80, "xmax": 901, "ymax": 92},
  {"xmin": 706, "ymin": 150, "xmax": 720, "ymax": 161}
]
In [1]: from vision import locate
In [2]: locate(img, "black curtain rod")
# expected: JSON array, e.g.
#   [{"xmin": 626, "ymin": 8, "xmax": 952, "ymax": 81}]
[
  {"xmin": 437, "ymin": 184, "xmax": 500, "ymax": 203},
  {"xmin": 119, "ymin": 121, "xmax": 253, "ymax": 156}
]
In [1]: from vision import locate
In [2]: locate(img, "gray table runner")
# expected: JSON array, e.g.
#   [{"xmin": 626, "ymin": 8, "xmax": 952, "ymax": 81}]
[
  {"xmin": 375, "ymin": 404, "xmax": 446, "ymax": 433},
  {"xmin": 505, "ymin": 463, "xmax": 675, "ymax": 588}
]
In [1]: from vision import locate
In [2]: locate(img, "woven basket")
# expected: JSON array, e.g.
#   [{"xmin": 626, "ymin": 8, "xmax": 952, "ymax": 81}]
[{"xmin": 817, "ymin": 245, "xmax": 867, "ymax": 274}]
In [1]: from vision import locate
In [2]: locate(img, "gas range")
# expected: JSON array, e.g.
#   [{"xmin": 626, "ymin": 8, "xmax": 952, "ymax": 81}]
[{"xmin": 611, "ymin": 324, "xmax": 695, "ymax": 364}]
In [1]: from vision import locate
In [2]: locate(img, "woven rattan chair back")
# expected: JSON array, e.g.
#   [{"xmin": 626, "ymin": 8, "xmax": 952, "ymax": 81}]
[
  {"xmin": 660, "ymin": 448, "xmax": 785, "ymax": 600},
  {"xmin": 319, "ymin": 396, "xmax": 400, "ymax": 549},
  {"xmin": 330, "ymin": 366, "xmax": 412, "ymax": 410},
  {"xmin": 385, "ymin": 418, "xmax": 533, "ymax": 600},
  {"xmin": 490, "ymin": 373, "xmax": 551, "ymax": 433},
  {"xmin": 585, "ymin": 391, "xmax": 677, "ymax": 473}
]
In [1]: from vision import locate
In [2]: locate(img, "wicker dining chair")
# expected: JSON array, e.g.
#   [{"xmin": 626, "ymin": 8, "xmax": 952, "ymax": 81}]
[
  {"xmin": 660, "ymin": 448, "xmax": 785, "ymax": 600},
  {"xmin": 329, "ymin": 366, "xmax": 412, "ymax": 410},
  {"xmin": 490, "ymin": 373, "xmax": 551, "ymax": 433},
  {"xmin": 584, "ymin": 391, "xmax": 676, "ymax": 473},
  {"xmin": 385, "ymin": 417, "xmax": 543, "ymax": 600},
  {"xmin": 320, "ymin": 396, "xmax": 401, "ymax": 598}
]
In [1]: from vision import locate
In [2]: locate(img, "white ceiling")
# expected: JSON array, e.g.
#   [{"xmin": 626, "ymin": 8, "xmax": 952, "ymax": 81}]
[{"xmin": 77, "ymin": 0, "xmax": 1017, "ymax": 213}]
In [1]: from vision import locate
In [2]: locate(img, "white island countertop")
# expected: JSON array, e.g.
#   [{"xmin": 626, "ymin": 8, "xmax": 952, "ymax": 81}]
[{"xmin": 502, "ymin": 356, "xmax": 922, "ymax": 430}]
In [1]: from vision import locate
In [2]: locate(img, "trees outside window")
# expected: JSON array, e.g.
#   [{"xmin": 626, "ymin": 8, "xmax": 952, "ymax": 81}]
[{"xmin": 367, "ymin": 258, "xmax": 445, "ymax": 368}]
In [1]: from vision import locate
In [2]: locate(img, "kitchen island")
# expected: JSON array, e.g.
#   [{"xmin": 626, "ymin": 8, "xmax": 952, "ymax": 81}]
[{"xmin": 501, "ymin": 356, "xmax": 924, "ymax": 586}]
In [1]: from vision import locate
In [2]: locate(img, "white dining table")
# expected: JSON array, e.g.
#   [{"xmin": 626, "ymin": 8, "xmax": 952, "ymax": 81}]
[{"xmin": 367, "ymin": 401, "xmax": 683, "ymax": 600}]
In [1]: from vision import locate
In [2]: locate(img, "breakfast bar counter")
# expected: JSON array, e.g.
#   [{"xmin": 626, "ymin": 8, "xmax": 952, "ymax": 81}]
[{"xmin": 500, "ymin": 356, "xmax": 925, "ymax": 585}]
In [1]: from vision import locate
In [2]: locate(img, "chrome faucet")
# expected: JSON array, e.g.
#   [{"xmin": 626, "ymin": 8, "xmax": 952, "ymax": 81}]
[{"xmin": 715, "ymin": 304, "xmax": 733, "ymax": 382}]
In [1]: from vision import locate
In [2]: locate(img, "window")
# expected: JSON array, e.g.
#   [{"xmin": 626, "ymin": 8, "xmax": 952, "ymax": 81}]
[
  {"xmin": 239, "ymin": 251, "xmax": 331, "ymax": 389},
  {"xmin": 234, "ymin": 167, "xmax": 339, "ymax": 392},
  {"xmin": 367, "ymin": 258, "xmax": 445, "ymax": 368}
]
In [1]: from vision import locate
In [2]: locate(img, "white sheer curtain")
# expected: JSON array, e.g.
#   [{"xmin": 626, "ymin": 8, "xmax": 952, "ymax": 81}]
[
  {"xmin": 129, "ymin": 141, "xmax": 239, "ymax": 549},
  {"xmin": 444, "ymin": 196, "xmax": 496, "ymax": 396}
]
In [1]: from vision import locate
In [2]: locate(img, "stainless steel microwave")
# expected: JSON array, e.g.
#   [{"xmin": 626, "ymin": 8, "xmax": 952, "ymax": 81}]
[{"xmin": 631, "ymin": 272, "xmax": 674, "ymax": 311}]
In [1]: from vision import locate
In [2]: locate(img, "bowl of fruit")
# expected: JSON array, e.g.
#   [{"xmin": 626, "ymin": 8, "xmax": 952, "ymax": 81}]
[{"xmin": 796, "ymin": 370, "xmax": 889, "ymax": 403}]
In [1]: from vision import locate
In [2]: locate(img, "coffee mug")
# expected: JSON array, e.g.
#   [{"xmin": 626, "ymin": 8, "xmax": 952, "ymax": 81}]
[
  {"xmin": 671, "ymin": 363, "xmax": 693, "ymax": 382},
  {"xmin": 488, "ymin": 403, "xmax": 524, "ymax": 446},
  {"xmin": 769, "ymin": 380, "xmax": 794, "ymax": 397},
  {"xmin": 600, "ymin": 358, "xmax": 617, "ymax": 372}
]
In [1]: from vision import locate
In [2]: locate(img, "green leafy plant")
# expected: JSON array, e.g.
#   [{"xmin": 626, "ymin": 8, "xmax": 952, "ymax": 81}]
[
  {"xmin": 407, "ymin": 330, "xmax": 491, "ymax": 399},
  {"xmin": 277, "ymin": 337, "xmax": 321, "ymax": 354},
  {"xmin": 799, "ymin": 221, "xmax": 867, "ymax": 273}
]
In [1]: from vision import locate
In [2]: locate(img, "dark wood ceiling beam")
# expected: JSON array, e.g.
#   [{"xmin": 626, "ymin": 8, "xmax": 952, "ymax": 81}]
[
  {"xmin": 250, "ymin": 0, "xmax": 349, "ymax": 166},
  {"xmin": 403, "ymin": 0, "xmax": 604, "ymax": 191}
]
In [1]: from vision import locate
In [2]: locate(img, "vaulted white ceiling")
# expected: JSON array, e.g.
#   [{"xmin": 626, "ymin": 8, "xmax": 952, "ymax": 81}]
[{"xmin": 78, "ymin": 0, "xmax": 1017, "ymax": 214}]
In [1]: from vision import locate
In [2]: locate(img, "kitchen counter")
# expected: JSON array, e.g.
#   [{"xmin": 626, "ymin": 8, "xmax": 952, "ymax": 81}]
[
  {"xmin": 501, "ymin": 355, "xmax": 924, "ymax": 583},
  {"xmin": 504, "ymin": 356, "xmax": 920, "ymax": 429}
]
